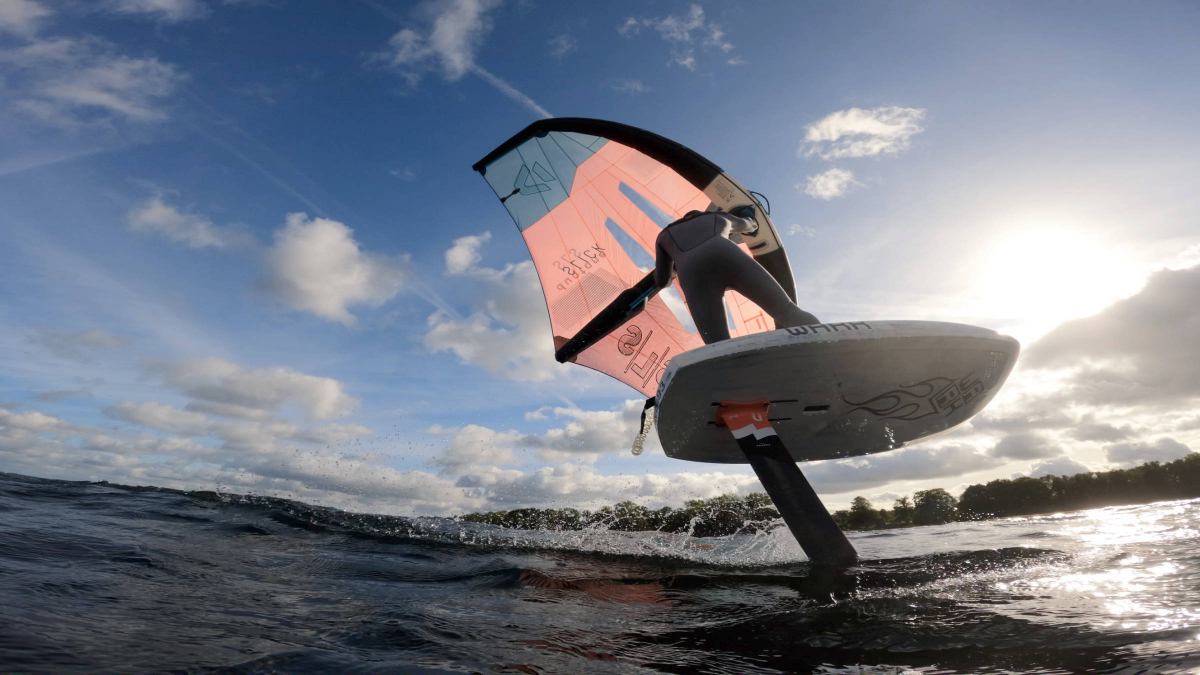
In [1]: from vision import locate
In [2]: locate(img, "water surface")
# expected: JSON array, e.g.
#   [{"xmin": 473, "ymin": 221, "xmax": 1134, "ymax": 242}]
[{"xmin": 1, "ymin": 472, "xmax": 1197, "ymax": 674}]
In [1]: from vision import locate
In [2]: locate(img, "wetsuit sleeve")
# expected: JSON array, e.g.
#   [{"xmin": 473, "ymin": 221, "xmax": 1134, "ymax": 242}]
[
  {"xmin": 654, "ymin": 233, "xmax": 674, "ymax": 289},
  {"xmin": 727, "ymin": 214, "xmax": 758, "ymax": 235}
]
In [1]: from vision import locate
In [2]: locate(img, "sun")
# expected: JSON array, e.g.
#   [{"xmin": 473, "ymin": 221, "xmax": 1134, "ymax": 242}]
[{"xmin": 974, "ymin": 227, "xmax": 1145, "ymax": 339}]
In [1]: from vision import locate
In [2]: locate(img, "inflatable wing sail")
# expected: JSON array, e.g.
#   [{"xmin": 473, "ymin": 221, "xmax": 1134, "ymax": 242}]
[{"xmin": 473, "ymin": 118, "xmax": 797, "ymax": 396}]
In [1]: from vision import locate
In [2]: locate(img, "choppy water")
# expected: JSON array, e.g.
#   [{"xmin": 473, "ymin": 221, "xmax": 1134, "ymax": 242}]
[{"xmin": 2, "ymin": 472, "xmax": 1198, "ymax": 674}]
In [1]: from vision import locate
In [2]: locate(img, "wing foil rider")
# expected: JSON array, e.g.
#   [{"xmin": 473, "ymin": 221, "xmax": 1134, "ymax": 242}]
[{"xmin": 654, "ymin": 206, "xmax": 819, "ymax": 344}]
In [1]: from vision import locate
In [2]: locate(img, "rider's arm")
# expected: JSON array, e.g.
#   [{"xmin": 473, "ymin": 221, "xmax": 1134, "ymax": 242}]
[
  {"xmin": 654, "ymin": 233, "xmax": 675, "ymax": 289},
  {"xmin": 726, "ymin": 208, "xmax": 759, "ymax": 236}
]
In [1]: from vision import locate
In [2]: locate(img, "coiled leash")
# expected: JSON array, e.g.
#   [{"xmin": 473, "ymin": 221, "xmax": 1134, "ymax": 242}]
[{"xmin": 631, "ymin": 396, "xmax": 656, "ymax": 455}]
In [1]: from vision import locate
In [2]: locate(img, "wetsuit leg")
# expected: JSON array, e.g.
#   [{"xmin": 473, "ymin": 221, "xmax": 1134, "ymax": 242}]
[
  {"xmin": 678, "ymin": 274, "xmax": 731, "ymax": 344},
  {"xmin": 706, "ymin": 238, "xmax": 819, "ymax": 328},
  {"xmin": 675, "ymin": 237, "xmax": 819, "ymax": 344}
]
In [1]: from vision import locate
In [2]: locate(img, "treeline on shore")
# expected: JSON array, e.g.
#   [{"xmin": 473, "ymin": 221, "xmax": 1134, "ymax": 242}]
[{"xmin": 461, "ymin": 453, "xmax": 1200, "ymax": 536}]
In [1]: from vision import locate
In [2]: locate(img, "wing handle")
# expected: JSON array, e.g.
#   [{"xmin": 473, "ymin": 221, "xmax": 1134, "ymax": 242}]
[{"xmin": 554, "ymin": 271, "xmax": 659, "ymax": 363}]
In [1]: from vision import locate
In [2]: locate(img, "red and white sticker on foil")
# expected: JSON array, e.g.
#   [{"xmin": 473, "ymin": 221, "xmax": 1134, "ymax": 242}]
[{"xmin": 716, "ymin": 400, "xmax": 777, "ymax": 441}]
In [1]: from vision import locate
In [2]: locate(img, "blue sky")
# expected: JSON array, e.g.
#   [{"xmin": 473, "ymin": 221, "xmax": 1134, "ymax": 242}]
[{"xmin": 1, "ymin": 0, "xmax": 1199, "ymax": 516}]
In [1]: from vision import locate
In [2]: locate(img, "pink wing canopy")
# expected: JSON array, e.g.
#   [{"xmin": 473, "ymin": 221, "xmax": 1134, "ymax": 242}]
[{"xmin": 474, "ymin": 119, "xmax": 790, "ymax": 396}]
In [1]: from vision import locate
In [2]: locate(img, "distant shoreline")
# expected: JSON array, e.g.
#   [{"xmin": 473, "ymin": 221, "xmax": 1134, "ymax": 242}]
[
  {"xmin": 461, "ymin": 453, "xmax": 1200, "ymax": 536},
  {"xmin": 7, "ymin": 453, "xmax": 1194, "ymax": 540}
]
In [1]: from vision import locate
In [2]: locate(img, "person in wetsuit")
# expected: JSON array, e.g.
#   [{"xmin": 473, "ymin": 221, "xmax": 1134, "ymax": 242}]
[{"xmin": 654, "ymin": 206, "xmax": 819, "ymax": 344}]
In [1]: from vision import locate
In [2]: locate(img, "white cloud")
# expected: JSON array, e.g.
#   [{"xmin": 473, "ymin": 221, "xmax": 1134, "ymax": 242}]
[
  {"xmin": 106, "ymin": 400, "xmax": 213, "ymax": 436},
  {"xmin": 788, "ymin": 224, "xmax": 815, "ymax": 237},
  {"xmin": 445, "ymin": 231, "xmax": 492, "ymax": 276},
  {"xmin": 28, "ymin": 328, "xmax": 129, "ymax": 361},
  {"xmin": 1068, "ymin": 415, "xmax": 1135, "ymax": 442},
  {"xmin": 260, "ymin": 213, "xmax": 408, "ymax": 326},
  {"xmin": 618, "ymin": 4, "xmax": 736, "ymax": 71},
  {"xmin": 209, "ymin": 417, "xmax": 371, "ymax": 453},
  {"xmin": 379, "ymin": 0, "xmax": 500, "ymax": 81},
  {"xmin": 443, "ymin": 230, "xmax": 517, "ymax": 281},
  {"xmin": 1, "ymin": 395, "xmax": 729, "ymax": 518},
  {"xmin": 608, "ymin": 78, "xmax": 647, "ymax": 95},
  {"xmin": 988, "ymin": 432, "xmax": 1058, "ymax": 460},
  {"xmin": 0, "ymin": 0, "xmax": 51, "ymax": 36},
  {"xmin": 0, "ymin": 36, "xmax": 185, "ymax": 127},
  {"xmin": 429, "ymin": 400, "xmax": 653, "ymax": 477},
  {"xmin": 106, "ymin": 0, "xmax": 210, "ymax": 22},
  {"xmin": 428, "ymin": 235, "xmax": 559, "ymax": 380},
  {"xmin": 151, "ymin": 357, "xmax": 359, "ymax": 421},
  {"xmin": 456, "ymin": 462, "xmax": 760, "ymax": 511},
  {"xmin": 1028, "ymin": 455, "xmax": 1092, "ymax": 478},
  {"xmin": 649, "ymin": 4, "xmax": 704, "ymax": 42},
  {"xmin": 1106, "ymin": 438, "xmax": 1193, "ymax": 468},
  {"xmin": 801, "ymin": 106, "xmax": 927, "ymax": 160},
  {"xmin": 424, "ymin": 258, "xmax": 561, "ymax": 382},
  {"xmin": 433, "ymin": 424, "xmax": 520, "ymax": 472},
  {"xmin": 547, "ymin": 33, "xmax": 575, "ymax": 59},
  {"xmin": 374, "ymin": 0, "xmax": 551, "ymax": 118},
  {"xmin": 0, "ymin": 401, "xmax": 472, "ymax": 517},
  {"xmin": 803, "ymin": 443, "xmax": 1003, "ymax": 496},
  {"xmin": 1025, "ymin": 264, "xmax": 1200, "ymax": 406},
  {"xmin": 514, "ymin": 400, "xmax": 651, "ymax": 462},
  {"xmin": 127, "ymin": 194, "xmax": 251, "ymax": 249},
  {"xmin": 83, "ymin": 432, "xmax": 210, "ymax": 458},
  {"xmin": 801, "ymin": 167, "xmax": 860, "ymax": 200},
  {"xmin": 0, "ymin": 407, "xmax": 90, "ymax": 434}
]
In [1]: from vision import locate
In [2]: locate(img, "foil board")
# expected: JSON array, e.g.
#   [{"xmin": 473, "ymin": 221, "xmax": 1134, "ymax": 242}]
[{"xmin": 654, "ymin": 321, "xmax": 1019, "ymax": 464}]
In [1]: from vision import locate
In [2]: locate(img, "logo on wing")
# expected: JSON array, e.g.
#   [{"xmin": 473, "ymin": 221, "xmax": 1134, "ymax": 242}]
[{"xmin": 513, "ymin": 162, "xmax": 556, "ymax": 195}]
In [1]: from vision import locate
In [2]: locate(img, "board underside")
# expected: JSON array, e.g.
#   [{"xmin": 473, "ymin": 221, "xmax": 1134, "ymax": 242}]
[{"xmin": 654, "ymin": 321, "xmax": 1020, "ymax": 464}]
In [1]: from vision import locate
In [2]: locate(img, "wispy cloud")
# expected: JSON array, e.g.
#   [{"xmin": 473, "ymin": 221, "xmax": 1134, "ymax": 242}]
[
  {"xmin": 0, "ymin": 0, "xmax": 52, "ymax": 36},
  {"xmin": 608, "ymin": 78, "xmax": 647, "ymax": 95},
  {"xmin": 34, "ymin": 388, "xmax": 93, "ymax": 403},
  {"xmin": 800, "ymin": 167, "xmax": 861, "ymax": 200},
  {"xmin": 372, "ymin": 0, "xmax": 551, "ymax": 118},
  {"xmin": 28, "ymin": 328, "xmax": 130, "ymax": 362},
  {"xmin": 105, "ymin": 0, "xmax": 211, "ymax": 23},
  {"xmin": 801, "ymin": 106, "xmax": 927, "ymax": 160},
  {"xmin": 469, "ymin": 65, "xmax": 552, "ymax": 119},
  {"xmin": 547, "ymin": 33, "xmax": 575, "ymax": 59},
  {"xmin": 618, "ymin": 4, "xmax": 735, "ymax": 71},
  {"xmin": 0, "ymin": 35, "xmax": 186, "ymax": 127},
  {"xmin": 127, "ymin": 193, "xmax": 253, "ymax": 249},
  {"xmin": 389, "ymin": 167, "xmax": 417, "ymax": 181}
]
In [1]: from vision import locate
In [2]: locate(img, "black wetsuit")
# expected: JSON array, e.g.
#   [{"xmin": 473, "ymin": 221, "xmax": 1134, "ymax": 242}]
[{"xmin": 654, "ymin": 211, "xmax": 819, "ymax": 344}]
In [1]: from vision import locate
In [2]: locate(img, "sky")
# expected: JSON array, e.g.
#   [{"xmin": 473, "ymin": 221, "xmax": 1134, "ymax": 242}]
[{"xmin": 1, "ymin": 0, "xmax": 1199, "ymax": 517}]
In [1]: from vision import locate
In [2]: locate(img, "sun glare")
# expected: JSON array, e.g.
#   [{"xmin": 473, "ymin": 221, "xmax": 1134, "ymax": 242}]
[{"xmin": 975, "ymin": 228, "xmax": 1145, "ymax": 340}]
